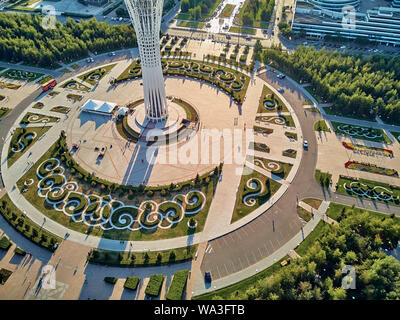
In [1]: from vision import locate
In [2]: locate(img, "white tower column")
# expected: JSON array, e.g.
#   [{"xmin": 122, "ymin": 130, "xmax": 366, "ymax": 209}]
[{"xmin": 125, "ymin": 0, "xmax": 168, "ymax": 122}]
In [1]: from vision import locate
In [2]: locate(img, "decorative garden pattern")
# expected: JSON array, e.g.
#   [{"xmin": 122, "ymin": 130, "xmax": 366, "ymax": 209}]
[
  {"xmin": 32, "ymin": 158, "xmax": 207, "ymax": 231},
  {"xmin": 342, "ymin": 142, "xmax": 393, "ymax": 157},
  {"xmin": 1, "ymin": 69, "xmax": 43, "ymax": 82},
  {"xmin": 331, "ymin": 122, "xmax": 391, "ymax": 143},
  {"xmin": 242, "ymin": 178, "xmax": 265, "ymax": 206},
  {"xmin": 345, "ymin": 161, "xmax": 398, "ymax": 177},
  {"xmin": 342, "ymin": 180, "xmax": 400, "ymax": 202}
]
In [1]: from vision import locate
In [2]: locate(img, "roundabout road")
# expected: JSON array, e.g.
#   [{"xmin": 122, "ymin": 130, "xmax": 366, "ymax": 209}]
[{"xmin": 200, "ymin": 71, "xmax": 323, "ymax": 280}]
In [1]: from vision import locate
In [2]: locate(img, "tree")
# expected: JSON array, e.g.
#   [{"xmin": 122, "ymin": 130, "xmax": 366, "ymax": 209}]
[
  {"xmin": 181, "ymin": 0, "xmax": 190, "ymax": 12},
  {"xmin": 242, "ymin": 12, "xmax": 254, "ymax": 26}
]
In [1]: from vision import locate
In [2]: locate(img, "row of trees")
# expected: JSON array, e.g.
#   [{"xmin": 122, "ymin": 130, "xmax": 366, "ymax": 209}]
[
  {"xmin": 213, "ymin": 208, "xmax": 400, "ymax": 300},
  {"xmin": 241, "ymin": 0, "xmax": 275, "ymax": 26},
  {"xmin": 0, "ymin": 13, "xmax": 137, "ymax": 68},
  {"xmin": 263, "ymin": 46, "xmax": 400, "ymax": 124},
  {"xmin": 180, "ymin": 0, "xmax": 217, "ymax": 20}
]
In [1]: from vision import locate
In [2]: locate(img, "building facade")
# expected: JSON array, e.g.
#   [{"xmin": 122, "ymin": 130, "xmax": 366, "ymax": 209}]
[
  {"xmin": 292, "ymin": 0, "xmax": 400, "ymax": 45},
  {"xmin": 125, "ymin": 0, "xmax": 168, "ymax": 122}
]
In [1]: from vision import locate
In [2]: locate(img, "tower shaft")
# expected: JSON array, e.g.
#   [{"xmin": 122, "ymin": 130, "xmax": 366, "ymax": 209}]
[{"xmin": 125, "ymin": 0, "xmax": 168, "ymax": 121}]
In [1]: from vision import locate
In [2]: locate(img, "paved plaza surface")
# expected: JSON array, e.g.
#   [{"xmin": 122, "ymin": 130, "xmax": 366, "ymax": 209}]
[{"xmin": 0, "ymin": 50, "xmax": 400, "ymax": 300}]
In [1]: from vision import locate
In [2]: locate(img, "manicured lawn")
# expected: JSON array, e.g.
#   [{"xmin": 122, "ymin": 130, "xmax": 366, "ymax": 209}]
[
  {"xmin": 331, "ymin": 121, "xmax": 391, "ymax": 144},
  {"xmin": 39, "ymin": 75, "xmax": 53, "ymax": 84},
  {"xmin": 219, "ymin": 4, "xmax": 235, "ymax": 18},
  {"xmin": 297, "ymin": 205, "xmax": 312, "ymax": 222},
  {"xmin": 250, "ymin": 156, "xmax": 293, "ymax": 179},
  {"xmin": 78, "ymin": 64, "xmax": 116, "ymax": 86},
  {"xmin": 177, "ymin": 21, "xmax": 205, "ymax": 28},
  {"xmin": 302, "ymin": 198, "xmax": 323, "ymax": 210},
  {"xmin": 0, "ymin": 107, "xmax": 10, "ymax": 119},
  {"xmin": 314, "ymin": 120, "xmax": 330, "ymax": 132},
  {"xmin": 231, "ymin": 167, "xmax": 281, "ymax": 223},
  {"xmin": 7, "ymin": 126, "xmax": 51, "ymax": 168},
  {"xmin": 0, "ymin": 68, "xmax": 43, "ymax": 82},
  {"xmin": 326, "ymin": 202, "xmax": 400, "ymax": 226},
  {"xmin": 17, "ymin": 138, "xmax": 216, "ymax": 241},
  {"xmin": 323, "ymin": 106, "xmax": 376, "ymax": 122},
  {"xmin": 50, "ymin": 106, "xmax": 70, "ymax": 114},
  {"xmin": 0, "ymin": 194, "xmax": 62, "ymax": 251},
  {"xmin": 229, "ymin": 26, "xmax": 256, "ymax": 35},
  {"xmin": 20, "ymin": 112, "xmax": 59, "ymax": 124},
  {"xmin": 336, "ymin": 176, "xmax": 400, "ymax": 206},
  {"xmin": 62, "ymin": 80, "xmax": 91, "ymax": 92},
  {"xmin": 257, "ymin": 85, "xmax": 288, "ymax": 113},
  {"xmin": 166, "ymin": 270, "xmax": 189, "ymax": 300},
  {"xmin": 145, "ymin": 274, "xmax": 165, "ymax": 297},
  {"xmin": 256, "ymin": 114, "xmax": 295, "ymax": 127},
  {"xmin": 314, "ymin": 169, "xmax": 331, "ymax": 188},
  {"xmin": 284, "ymin": 131, "xmax": 297, "ymax": 141}
]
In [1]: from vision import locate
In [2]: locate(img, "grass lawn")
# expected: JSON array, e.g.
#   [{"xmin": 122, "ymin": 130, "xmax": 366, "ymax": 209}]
[
  {"xmin": 302, "ymin": 198, "xmax": 322, "ymax": 210},
  {"xmin": 50, "ymin": 106, "xmax": 70, "ymax": 114},
  {"xmin": 326, "ymin": 202, "xmax": 400, "ymax": 223},
  {"xmin": 39, "ymin": 75, "xmax": 53, "ymax": 84},
  {"xmin": 390, "ymin": 132, "xmax": 400, "ymax": 143},
  {"xmin": 314, "ymin": 120, "xmax": 330, "ymax": 132},
  {"xmin": 78, "ymin": 64, "xmax": 116, "ymax": 86},
  {"xmin": 0, "ymin": 68, "xmax": 43, "ymax": 82},
  {"xmin": 219, "ymin": 4, "xmax": 235, "ymax": 18},
  {"xmin": 297, "ymin": 205, "xmax": 312, "ymax": 222},
  {"xmin": 256, "ymin": 114, "xmax": 295, "ymax": 127},
  {"xmin": 323, "ymin": 106, "xmax": 376, "ymax": 122},
  {"xmin": 176, "ymin": 0, "xmax": 222, "ymax": 21},
  {"xmin": 331, "ymin": 121, "xmax": 392, "ymax": 144},
  {"xmin": 177, "ymin": 21, "xmax": 205, "ymax": 28},
  {"xmin": 0, "ymin": 107, "xmax": 10, "ymax": 119},
  {"xmin": 336, "ymin": 176, "xmax": 400, "ymax": 206},
  {"xmin": 314, "ymin": 169, "xmax": 331, "ymax": 188},
  {"xmin": 229, "ymin": 26, "xmax": 256, "ymax": 35},
  {"xmin": 257, "ymin": 85, "xmax": 288, "ymax": 113},
  {"xmin": 284, "ymin": 131, "xmax": 298, "ymax": 141},
  {"xmin": 231, "ymin": 167, "xmax": 281, "ymax": 223},
  {"xmin": 62, "ymin": 80, "xmax": 91, "ymax": 92},
  {"xmin": 70, "ymin": 64, "xmax": 80, "ymax": 70},
  {"xmin": 17, "ymin": 139, "xmax": 216, "ymax": 241},
  {"xmin": 250, "ymin": 156, "xmax": 293, "ymax": 179},
  {"xmin": 0, "ymin": 194, "xmax": 62, "ymax": 251},
  {"xmin": 20, "ymin": 112, "xmax": 59, "ymax": 124},
  {"xmin": 7, "ymin": 126, "xmax": 51, "ymax": 168}
]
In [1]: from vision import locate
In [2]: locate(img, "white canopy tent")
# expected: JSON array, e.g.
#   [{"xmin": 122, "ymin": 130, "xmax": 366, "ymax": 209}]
[{"xmin": 81, "ymin": 99, "xmax": 117, "ymax": 116}]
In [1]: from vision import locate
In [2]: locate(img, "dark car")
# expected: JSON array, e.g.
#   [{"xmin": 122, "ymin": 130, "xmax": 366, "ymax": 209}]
[{"xmin": 204, "ymin": 272, "xmax": 212, "ymax": 283}]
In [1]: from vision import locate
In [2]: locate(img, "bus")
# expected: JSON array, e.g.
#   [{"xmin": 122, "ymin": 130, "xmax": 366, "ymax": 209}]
[{"xmin": 41, "ymin": 79, "xmax": 57, "ymax": 92}]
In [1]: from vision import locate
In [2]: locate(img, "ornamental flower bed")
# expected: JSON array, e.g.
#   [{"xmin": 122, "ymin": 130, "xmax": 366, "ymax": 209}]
[
  {"xmin": 345, "ymin": 161, "xmax": 398, "ymax": 177},
  {"xmin": 342, "ymin": 142, "xmax": 393, "ymax": 157}
]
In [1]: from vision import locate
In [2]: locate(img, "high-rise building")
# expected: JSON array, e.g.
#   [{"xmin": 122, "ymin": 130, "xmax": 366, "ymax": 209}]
[{"xmin": 125, "ymin": 0, "xmax": 168, "ymax": 122}]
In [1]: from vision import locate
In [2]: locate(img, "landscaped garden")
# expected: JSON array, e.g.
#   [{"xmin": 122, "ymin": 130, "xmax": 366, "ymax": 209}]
[
  {"xmin": 257, "ymin": 85, "xmax": 288, "ymax": 113},
  {"xmin": 315, "ymin": 169, "xmax": 331, "ymax": 188},
  {"xmin": 251, "ymin": 142, "xmax": 270, "ymax": 153},
  {"xmin": 282, "ymin": 149, "xmax": 296, "ymax": 158},
  {"xmin": 345, "ymin": 161, "xmax": 398, "ymax": 177},
  {"xmin": 50, "ymin": 106, "xmax": 70, "ymax": 114},
  {"xmin": 231, "ymin": 167, "xmax": 281, "ymax": 223},
  {"xmin": 342, "ymin": 141, "xmax": 393, "ymax": 157},
  {"xmin": 78, "ymin": 64, "xmax": 116, "ymax": 86},
  {"xmin": 336, "ymin": 176, "xmax": 400, "ymax": 205},
  {"xmin": 177, "ymin": 21, "xmax": 205, "ymax": 28},
  {"xmin": 256, "ymin": 115, "xmax": 295, "ymax": 127},
  {"xmin": 250, "ymin": 156, "xmax": 293, "ymax": 179},
  {"xmin": 284, "ymin": 131, "xmax": 298, "ymax": 141},
  {"xmin": 331, "ymin": 122, "xmax": 391, "ymax": 144},
  {"xmin": 0, "ymin": 81, "xmax": 21, "ymax": 90},
  {"xmin": 7, "ymin": 126, "xmax": 51, "ymax": 167},
  {"xmin": 228, "ymin": 26, "xmax": 256, "ymax": 35},
  {"xmin": 0, "ymin": 68, "xmax": 43, "ymax": 82},
  {"xmin": 62, "ymin": 80, "xmax": 91, "ymax": 92},
  {"xmin": 233, "ymin": 0, "xmax": 274, "ymax": 28},
  {"xmin": 20, "ymin": 112, "xmax": 59, "ymax": 125},
  {"xmin": 0, "ymin": 107, "xmax": 10, "ymax": 119},
  {"xmin": 314, "ymin": 120, "xmax": 330, "ymax": 132},
  {"xmin": 16, "ymin": 134, "xmax": 218, "ymax": 241},
  {"xmin": 115, "ymin": 58, "xmax": 250, "ymax": 104},
  {"xmin": 253, "ymin": 125, "xmax": 273, "ymax": 135},
  {"xmin": 220, "ymin": 4, "xmax": 236, "ymax": 17}
]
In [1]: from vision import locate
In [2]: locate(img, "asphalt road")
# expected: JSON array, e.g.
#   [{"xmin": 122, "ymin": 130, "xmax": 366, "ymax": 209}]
[{"xmin": 200, "ymin": 70, "xmax": 323, "ymax": 280}]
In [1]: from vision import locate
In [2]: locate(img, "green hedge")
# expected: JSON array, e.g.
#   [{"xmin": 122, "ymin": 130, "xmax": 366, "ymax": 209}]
[
  {"xmin": 0, "ymin": 236, "xmax": 11, "ymax": 250},
  {"xmin": 104, "ymin": 277, "xmax": 118, "ymax": 284},
  {"xmin": 166, "ymin": 270, "xmax": 189, "ymax": 300},
  {"xmin": 145, "ymin": 274, "xmax": 165, "ymax": 297},
  {"xmin": 124, "ymin": 276, "xmax": 140, "ymax": 290}
]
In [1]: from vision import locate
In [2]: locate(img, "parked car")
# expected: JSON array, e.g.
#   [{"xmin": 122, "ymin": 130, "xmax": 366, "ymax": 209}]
[
  {"xmin": 303, "ymin": 140, "xmax": 309, "ymax": 149},
  {"xmin": 204, "ymin": 272, "xmax": 212, "ymax": 283}
]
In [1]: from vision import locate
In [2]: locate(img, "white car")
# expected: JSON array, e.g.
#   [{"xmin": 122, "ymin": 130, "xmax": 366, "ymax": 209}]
[{"xmin": 303, "ymin": 140, "xmax": 309, "ymax": 149}]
